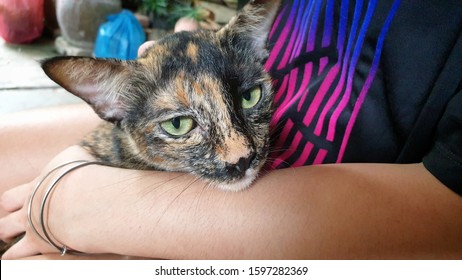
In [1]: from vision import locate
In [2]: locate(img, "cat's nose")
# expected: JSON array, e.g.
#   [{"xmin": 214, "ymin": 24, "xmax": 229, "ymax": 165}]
[{"xmin": 226, "ymin": 152, "xmax": 256, "ymax": 176}]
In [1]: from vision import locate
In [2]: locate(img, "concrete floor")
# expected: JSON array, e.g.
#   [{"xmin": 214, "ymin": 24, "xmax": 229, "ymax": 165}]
[
  {"xmin": 0, "ymin": 38, "xmax": 82, "ymax": 116},
  {"xmin": 0, "ymin": 3, "xmax": 236, "ymax": 116}
]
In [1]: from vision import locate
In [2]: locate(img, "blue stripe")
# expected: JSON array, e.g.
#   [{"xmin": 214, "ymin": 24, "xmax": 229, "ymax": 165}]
[{"xmin": 322, "ymin": 0, "xmax": 335, "ymax": 47}]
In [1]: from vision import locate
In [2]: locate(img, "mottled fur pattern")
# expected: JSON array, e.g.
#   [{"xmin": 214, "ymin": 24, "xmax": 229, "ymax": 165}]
[{"xmin": 41, "ymin": 0, "xmax": 281, "ymax": 191}]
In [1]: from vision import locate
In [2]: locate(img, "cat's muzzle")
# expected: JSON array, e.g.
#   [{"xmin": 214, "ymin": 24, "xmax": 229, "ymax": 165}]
[
  {"xmin": 217, "ymin": 153, "xmax": 263, "ymax": 191},
  {"xmin": 217, "ymin": 168, "xmax": 259, "ymax": 192},
  {"xmin": 224, "ymin": 152, "xmax": 256, "ymax": 177}
]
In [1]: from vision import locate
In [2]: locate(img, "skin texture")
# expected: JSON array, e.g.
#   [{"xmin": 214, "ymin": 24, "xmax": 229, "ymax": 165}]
[
  {"xmin": 0, "ymin": 105, "xmax": 101, "ymax": 218},
  {"xmin": 0, "ymin": 142, "xmax": 461, "ymax": 259}
]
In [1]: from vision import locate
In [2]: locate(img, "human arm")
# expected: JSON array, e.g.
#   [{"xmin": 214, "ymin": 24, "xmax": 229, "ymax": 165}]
[
  {"xmin": 0, "ymin": 104, "xmax": 100, "ymax": 193},
  {"xmin": 2, "ymin": 145, "xmax": 461, "ymax": 259}
]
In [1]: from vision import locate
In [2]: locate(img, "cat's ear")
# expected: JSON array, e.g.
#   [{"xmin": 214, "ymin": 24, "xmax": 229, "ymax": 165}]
[
  {"xmin": 218, "ymin": 0, "xmax": 281, "ymax": 58},
  {"xmin": 41, "ymin": 57, "xmax": 135, "ymax": 122}
]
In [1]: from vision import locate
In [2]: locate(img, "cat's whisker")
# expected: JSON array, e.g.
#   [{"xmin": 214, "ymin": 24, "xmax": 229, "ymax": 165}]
[
  {"xmin": 263, "ymin": 157, "xmax": 292, "ymax": 170},
  {"xmin": 189, "ymin": 175, "xmax": 218, "ymax": 217},
  {"xmin": 156, "ymin": 176, "xmax": 205, "ymax": 224},
  {"xmin": 268, "ymin": 119, "xmax": 289, "ymax": 138},
  {"xmin": 69, "ymin": 162, "xmax": 147, "ymax": 191},
  {"xmin": 269, "ymin": 122, "xmax": 286, "ymax": 136},
  {"xmin": 267, "ymin": 148, "xmax": 289, "ymax": 153},
  {"xmin": 258, "ymin": 168, "xmax": 273, "ymax": 179},
  {"xmin": 139, "ymin": 173, "xmax": 189, "ymax": 198}
]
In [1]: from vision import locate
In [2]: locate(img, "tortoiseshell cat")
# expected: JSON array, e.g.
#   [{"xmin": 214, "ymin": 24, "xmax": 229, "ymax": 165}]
[{"xmin": 41, "ymin": 0, "xmax": 281, "ymax": 191}]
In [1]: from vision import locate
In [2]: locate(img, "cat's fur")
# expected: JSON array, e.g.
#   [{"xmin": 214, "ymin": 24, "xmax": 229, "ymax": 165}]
[{"xmin": 41, "ymin": 0, "xmax": 281, "ymax": 191}]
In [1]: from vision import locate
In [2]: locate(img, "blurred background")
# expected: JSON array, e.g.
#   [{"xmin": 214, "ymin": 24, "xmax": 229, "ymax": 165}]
[{"xmin": 0, "ymin": 0, "xmax": 249, "ymax": 115}]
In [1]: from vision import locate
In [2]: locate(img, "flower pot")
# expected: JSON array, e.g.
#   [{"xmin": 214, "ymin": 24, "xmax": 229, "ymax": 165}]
[{"xmin": 55, "ymin": 0, "xmax": 121, "ymax": 55}]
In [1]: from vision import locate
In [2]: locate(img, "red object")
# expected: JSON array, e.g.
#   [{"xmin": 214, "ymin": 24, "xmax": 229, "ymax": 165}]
[{"xmin": 0, "ymin": 0, "xmax": 44, "ymax": 43}]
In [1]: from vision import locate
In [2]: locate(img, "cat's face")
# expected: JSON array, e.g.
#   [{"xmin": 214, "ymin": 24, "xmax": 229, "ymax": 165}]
[
  {"xmin": 42, "ymin": 0, "xmax": 281, "ymax": 191},
  {"xmin": 121, "ymin": 30, "xmax": 274, "ymax": 190}
]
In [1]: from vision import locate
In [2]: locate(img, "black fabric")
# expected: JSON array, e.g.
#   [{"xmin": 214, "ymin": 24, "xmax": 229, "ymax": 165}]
[
  {"xmin": 265, "ymin": 0, "xmax": 462, "ymax": 195},
  {"xmin": 378, "ymin": 1, "xmax": 462, "ymax": 194},
  {"xmin": 423, "ymin": 86, "xmax": 462, "ymax": 195}
]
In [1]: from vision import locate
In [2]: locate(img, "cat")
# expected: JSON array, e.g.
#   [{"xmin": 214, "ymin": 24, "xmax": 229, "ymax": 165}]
[{"xmin": 41, "ymin": 0, "xmax": 281, "ymax": 191}]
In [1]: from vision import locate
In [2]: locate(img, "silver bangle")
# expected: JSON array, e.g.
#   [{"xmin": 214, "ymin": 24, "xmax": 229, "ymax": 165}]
[
  {"xmin": 27, "ymin": 160, "xmax": 89, "ymax": 247},
  {"xmin": 28, "ymin": 160, "xmax": 111, "ymax": 256}
]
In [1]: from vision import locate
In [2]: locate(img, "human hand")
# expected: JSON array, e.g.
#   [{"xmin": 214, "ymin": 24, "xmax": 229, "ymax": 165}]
[
  {"xmin": 0, "ymin": 145, "xmax": 96, "ymax": 259},
  {"xmin": 137, "ymin": 16, "xmax": 201, "ymax": 57},
  {"xmin": 0, "ymin": 144, "xmax": 190, "ymax": 260}
]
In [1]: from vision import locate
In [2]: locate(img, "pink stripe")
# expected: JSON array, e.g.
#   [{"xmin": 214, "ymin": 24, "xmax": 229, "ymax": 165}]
[
  {"xmin": 268, "ymin": 119, "xmax": 292, "ymax": 171},
  {"xmin": 326, "ymin": 70, "xmax": 355, "ymax": 141},
  {"xmin": 292, "ymin": 62, "xmax": 313, "ymax": 112},
  {"xmin": 308, "ymin": 0, "xmax": 348, "ymax": 127},
  {"xmin": 276, "ymin": 119, "xmax": 294, "ymax": 148},
  {"xmin": 264, "ymin": 11, "xmax": 296, "ymax": 71},
  {"xmin": 284, "ymin": 68, "xmax": 299, "ymax": 104},
  {"xmin": 272, "ymin": 62, "xmax": 313, "ymax": 126},
  {"xmin": 276, "ymin": 5, "xmax": 306, "ymax": 70},
  {"xmin": 315, "ymin": 7, "xmax": 370, "ymax": 139},
  {"xmin": 325, "ymin": 1, "xmax": 378, "ymax": 142},
  {"xmin": 299, "ymin": 63, "xmax": 313, "ymax": 94},
  {"xmin": 291, "ymin": 1, "xmax": 313, "ymax": 62},
  {"xmin": 272, "ymin": 67, "xmax": 300, "ymax": 125},
  {"xmin": 336, "ymin": 0, "xmax": 400, "ymax": 162},
  {"xmin": 292, "ymin": 141, "xmax": 314, "ymax": 167},
  {"xmin": 268, "ymin": 5, "xmax": 287, "ymax": 40},
  {"xmin": 273, "ymin": 74, "xmax": 289, "ymax": 104},
  {"xmin": 337, "ymin": 73, "xmax": 375, "ymax": 163},
  {"xmin": 297, "ymin": 87, "xmax": 310, "ymax": 112},
  {"xmin": 271, "ymin": 118, "xmax": 294, "ymax": 148},
  {"xmin": 303, "ymin": 64, "xmax": 340, "ymax": 127},
  {"xmin": 314, "ymin": 15, "xmax": 363, "ymax": 138},
  {"xmin": 270, "ymin": 131, "xmax": 303, "ymax": 169},
  {"xmin": 319, "ymin": 57, "xmax": 329, "ymax": 74},
  {"xmin": 314, "ymin": 64, "xmax": 347, "ymax": 137},
  {"xmin": 313, "ymin": 149, "xmax": 328, "ymax": 165}
]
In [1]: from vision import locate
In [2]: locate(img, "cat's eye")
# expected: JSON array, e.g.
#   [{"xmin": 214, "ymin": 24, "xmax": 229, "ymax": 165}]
[
  {"xmin": 160, "ymin": 117, "xmax": 196, "ymax": 136},
  {"xmin": 242, "ymin": 86, "xmax": 262, "ymax": 109}
]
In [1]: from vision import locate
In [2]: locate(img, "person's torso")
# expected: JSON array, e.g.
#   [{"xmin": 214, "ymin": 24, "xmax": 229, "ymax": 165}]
[{"xmin": 266, "ymin": 0, "xmax": 462, "ymax": 169}]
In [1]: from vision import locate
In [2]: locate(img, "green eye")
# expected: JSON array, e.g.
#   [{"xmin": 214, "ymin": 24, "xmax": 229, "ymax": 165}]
[
  {"xmin": 242, "ymin": 86, "xmax": 262, "ymax": 109},
  {"xmin": 160, "ymin": 117, "xmax": 195, "ymax": 136}
]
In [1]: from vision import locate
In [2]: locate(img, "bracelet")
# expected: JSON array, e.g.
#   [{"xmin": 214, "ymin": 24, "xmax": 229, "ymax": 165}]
[
  {"xmin": 27, "ymin": 160, "xmax": 111, "ymax": 256},
  {"xmin": 27, "ymin": 160, "xmax": 89, "ymax": 248}
]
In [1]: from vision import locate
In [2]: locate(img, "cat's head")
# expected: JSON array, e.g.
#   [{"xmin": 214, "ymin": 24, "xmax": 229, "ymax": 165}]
[{"xmin": 41, "ymin": 0, "xmax": 281, "ymax": 191}]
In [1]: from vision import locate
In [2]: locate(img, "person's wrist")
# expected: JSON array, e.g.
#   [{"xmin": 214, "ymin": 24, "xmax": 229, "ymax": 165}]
[
  {"xmin": 31, "ymin": 146, "xmax": 101, "ymax": 254},
  {"xmin": 46, "ymin": 162, "xmax": 108, "ymax": 254}
]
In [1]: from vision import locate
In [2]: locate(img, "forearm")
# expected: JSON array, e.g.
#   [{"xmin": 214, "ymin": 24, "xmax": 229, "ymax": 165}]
[
  {"xmin": 51, "ymin": 158, "xmax": 462, "ymax": 259},
  {"xmin": 0, "ymin": 104, "xmax": 100, "ymax": 188},
  {"xmin": 0, "ymin": 104, "xmax": 100, "ymax": 219}
]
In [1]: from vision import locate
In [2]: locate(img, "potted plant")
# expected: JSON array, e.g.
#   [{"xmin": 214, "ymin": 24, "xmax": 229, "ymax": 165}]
[
  {"xmin": 141, "ymin": 0, "xmax": 171, "ymax": 29},
  {"xmin": 142, "ymin": 0, "xmax": 216, "ymax": 39}
]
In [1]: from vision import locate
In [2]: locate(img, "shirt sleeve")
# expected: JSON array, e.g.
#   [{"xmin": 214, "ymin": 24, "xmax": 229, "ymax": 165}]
[{"xmin": 423, "ymin": 88, "xmax": 462, "ymax": 196}]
